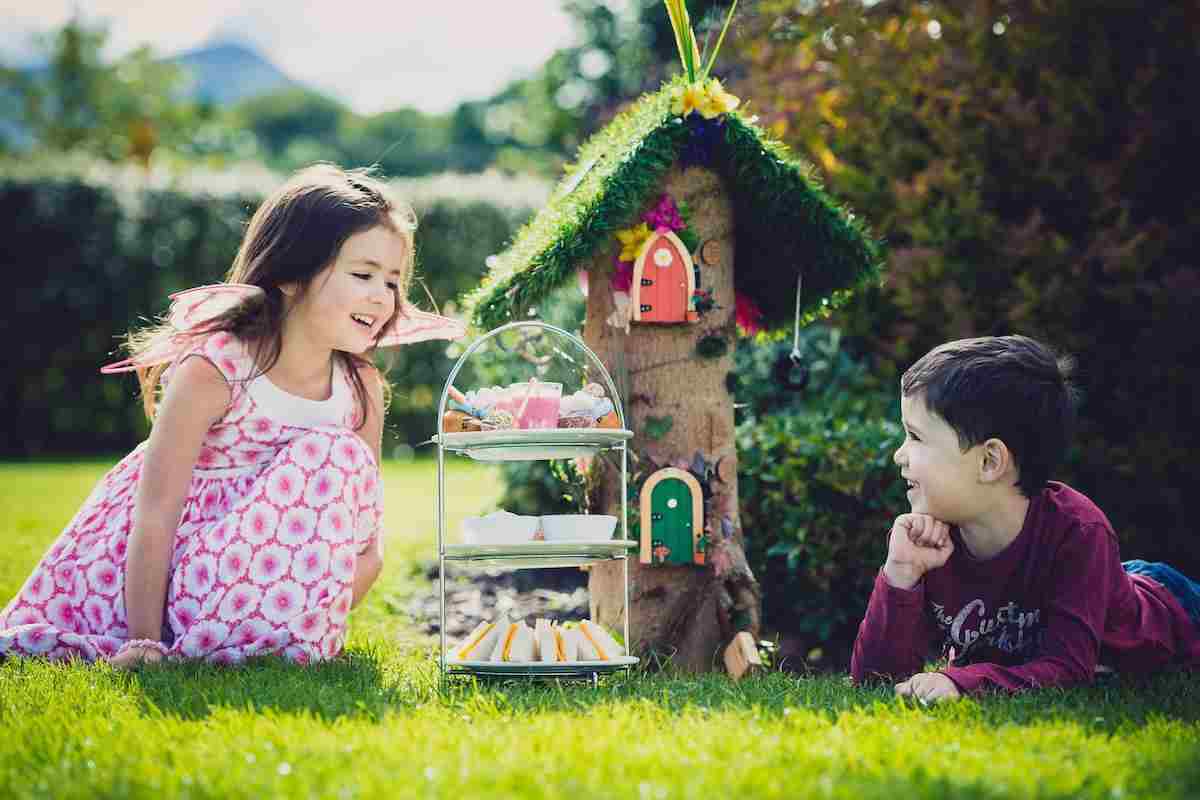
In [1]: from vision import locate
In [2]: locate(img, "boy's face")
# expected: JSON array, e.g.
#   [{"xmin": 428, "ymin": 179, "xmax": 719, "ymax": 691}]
[{"xmin": 894, "ymin": 392, "xmax": 985, "ymax": 524}]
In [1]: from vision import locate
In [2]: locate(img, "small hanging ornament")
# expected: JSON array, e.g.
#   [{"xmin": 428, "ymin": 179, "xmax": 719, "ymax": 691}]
[{"xmin": 773, "ymin": 273, "xmax": 809, "ymax": 391}]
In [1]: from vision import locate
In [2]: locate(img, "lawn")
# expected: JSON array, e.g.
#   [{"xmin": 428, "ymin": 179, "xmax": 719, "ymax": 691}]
[{"xmin": 2, "ymin": 458, "xmax": 1198, "ymax": 799}]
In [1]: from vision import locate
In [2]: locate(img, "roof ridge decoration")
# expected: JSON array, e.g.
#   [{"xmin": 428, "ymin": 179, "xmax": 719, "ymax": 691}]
[{"xmin": 464, "ymin": 2, "xmax": 883, "ymax": 334}]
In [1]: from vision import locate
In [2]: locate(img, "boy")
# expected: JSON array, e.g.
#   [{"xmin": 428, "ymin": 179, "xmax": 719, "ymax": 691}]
[{"xmin": 850, "ymin": 336, "xmax": 1200, "ymax": 702}]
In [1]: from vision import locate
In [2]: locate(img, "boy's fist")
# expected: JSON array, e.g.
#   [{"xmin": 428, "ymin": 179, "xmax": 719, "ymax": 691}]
[
  {"xmin": 884, "ymin": 513, "xmax": 954, "ymax": 589},
  {"xmin": 896, "ymin": 671, "xmax": 961, "ymax": 704}
]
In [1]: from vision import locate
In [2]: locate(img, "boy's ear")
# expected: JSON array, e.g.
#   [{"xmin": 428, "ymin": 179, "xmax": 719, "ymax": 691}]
[
  {"xmin": 278, "ymin": 282, "xmax": 298, "ymax": 299},
  {"xmin": 978, "ymin": 438, "xmax": 1015, "ymax": 485}
]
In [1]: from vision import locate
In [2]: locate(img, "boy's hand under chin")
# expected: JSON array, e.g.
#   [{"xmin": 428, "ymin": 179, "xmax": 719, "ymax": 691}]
[
  {"xmin": 883, "ymin": 513, "xmax": 954, "ymax": 590},
  {"xmin": 883, "ymin": 513, "xmax": 961, "ymax": 703},
  {"xmin": 896, "ymin": 671, "xmax": 961, "ymax": 704}
]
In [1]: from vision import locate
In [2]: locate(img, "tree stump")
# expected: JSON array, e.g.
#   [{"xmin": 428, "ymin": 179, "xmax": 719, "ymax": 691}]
[{"xmin": 583, "ymin": 166, "xmax": 761, "ymax": 673}]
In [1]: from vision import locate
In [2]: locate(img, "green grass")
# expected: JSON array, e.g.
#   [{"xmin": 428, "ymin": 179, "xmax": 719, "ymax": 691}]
[{"xmin": 3, "ymin": 459, "xmax": 1199, "ymax": 799}]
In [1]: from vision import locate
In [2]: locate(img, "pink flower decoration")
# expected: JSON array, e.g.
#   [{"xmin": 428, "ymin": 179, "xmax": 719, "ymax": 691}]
[
  {"xmin": 642, "ymin": 194, "xmax": 685, "ymax": 232},
  {"xmin": 735, "ymin": 292, "xmax": 764, "ymax": 336},
  {"xmin": 610, "ymin": 254, "xmax": 634, "ymax": 292}
]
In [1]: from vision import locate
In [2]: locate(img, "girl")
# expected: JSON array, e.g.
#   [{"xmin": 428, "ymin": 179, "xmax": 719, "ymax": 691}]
[{"xmin": 0, "ymin": 164, "xmax": 464, "ymax": 668}]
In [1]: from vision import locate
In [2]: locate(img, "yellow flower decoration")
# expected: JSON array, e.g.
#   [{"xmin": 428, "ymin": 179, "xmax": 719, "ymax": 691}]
[
  {"xmin": 616, "ymin": 223, "xmax": 653, "ymax": 262},
  {"xmin": 697, "ymin": 78, "xmax": 740, "ymax": 119},
  {"xmin": 671, "ymin": 79, "xmax": 740, "ymax": 120},
  {"xmin": 670, "ymin": 83, "xmax": 706, "ymax": 118}
]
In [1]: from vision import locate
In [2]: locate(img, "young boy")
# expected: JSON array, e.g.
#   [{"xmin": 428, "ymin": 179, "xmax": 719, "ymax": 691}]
[{"xmin": 850, "ymin": 335, "xmax": 1200, "ymax": 702}]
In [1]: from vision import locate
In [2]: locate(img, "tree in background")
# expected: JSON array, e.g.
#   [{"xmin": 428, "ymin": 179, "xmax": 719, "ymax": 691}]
[
  {"xmin": 6, "ymin": 18, "xmax": 202, "ymax": 165},
  {"xmin": 733, "ymin": 0, "xmax": 1200, "ymax": 573}
]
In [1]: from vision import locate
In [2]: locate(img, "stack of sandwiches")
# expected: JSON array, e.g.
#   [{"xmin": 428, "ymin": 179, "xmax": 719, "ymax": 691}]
[{"xmin": 448, "ymin": 618, "xmax": 625, "ymax": 663}]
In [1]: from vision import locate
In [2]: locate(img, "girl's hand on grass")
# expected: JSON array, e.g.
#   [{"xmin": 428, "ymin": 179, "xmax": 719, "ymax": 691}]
[
  {"xmin": 108, "ymin": 646, "xmax": 164, "ymax": 670},
  {"xmin": 895, "ymin": 671, "xmax": 960, "ymax": 704},
  {"xmin": 883, "ymin": 514, "xmax": 954, "ymax": 589}
]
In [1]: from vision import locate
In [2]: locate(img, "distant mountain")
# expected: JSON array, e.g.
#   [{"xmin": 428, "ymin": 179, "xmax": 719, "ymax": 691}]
[{"xmin": 168, "ymin": 42, "xmax": 302, "ymax": 106}]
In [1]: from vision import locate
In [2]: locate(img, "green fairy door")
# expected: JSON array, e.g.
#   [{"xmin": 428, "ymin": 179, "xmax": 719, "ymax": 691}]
[{"xmin": 651, "ymin": 478, "xmax": 694, "ymax": 565}]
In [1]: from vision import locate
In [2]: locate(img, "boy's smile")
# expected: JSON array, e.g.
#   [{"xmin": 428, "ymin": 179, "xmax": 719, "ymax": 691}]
[{"xmin": 894, "ymin": 392, "xmax": 983, "ymax": 525}]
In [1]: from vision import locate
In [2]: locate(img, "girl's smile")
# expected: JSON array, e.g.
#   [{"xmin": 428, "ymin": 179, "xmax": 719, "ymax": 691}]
[{"xmin": 286, "ymin": 225, "xmax": 407, "ymax": 355}]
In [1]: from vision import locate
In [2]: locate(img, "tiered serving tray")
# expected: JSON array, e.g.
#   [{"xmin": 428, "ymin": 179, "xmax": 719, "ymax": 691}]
[
  {"xmin": 444, "ymin": 539, "xmax": 636, "ymax": 569},
  {"xmin": 434, "ymin": 322, "xmax": 637, "ymax": 684},
  {"xmin": 432, "ymin": 428, "xmax": 633, "ymax": 461},
  {"xmin": 446, "ymin": 657, "xmax": 639, "ymax": 678}
]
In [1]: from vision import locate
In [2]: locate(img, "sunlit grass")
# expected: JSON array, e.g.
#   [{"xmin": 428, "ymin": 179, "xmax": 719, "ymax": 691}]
[{"xmin": 2, "ymin": 458, "xmax": 1198, "ymax": 799}]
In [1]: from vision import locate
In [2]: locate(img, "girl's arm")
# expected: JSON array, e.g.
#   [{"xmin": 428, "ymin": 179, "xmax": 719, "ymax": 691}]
[
  {"xmin": 351, "ymin": 364, "xmax": 386, "ymax": 609},
  {"xmin": 111, "ymin": 356, "xmax": 230, "ymax": 668}
]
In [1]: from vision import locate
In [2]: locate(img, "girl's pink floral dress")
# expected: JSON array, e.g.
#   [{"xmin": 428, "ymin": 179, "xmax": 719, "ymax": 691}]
[{"xmin": 0, "ymin": 332, "xmax": 382, "ymax": 665}]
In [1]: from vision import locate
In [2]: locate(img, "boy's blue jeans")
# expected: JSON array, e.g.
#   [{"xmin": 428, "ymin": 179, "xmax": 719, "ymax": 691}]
[{"xmin": 1123, "ymin": 560, "xmax": 1200, "ymax": 627}]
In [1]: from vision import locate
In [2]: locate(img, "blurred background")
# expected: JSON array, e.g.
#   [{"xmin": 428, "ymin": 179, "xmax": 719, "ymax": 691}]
[{"xmin": 3, "ymin": 0, "xmax": 1196, "ymax": 664}]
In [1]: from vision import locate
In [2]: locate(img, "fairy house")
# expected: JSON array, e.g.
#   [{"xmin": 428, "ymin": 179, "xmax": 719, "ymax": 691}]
[{"xmin": 463, "ymin": 41, "xmax": 880, "ymax": 674}]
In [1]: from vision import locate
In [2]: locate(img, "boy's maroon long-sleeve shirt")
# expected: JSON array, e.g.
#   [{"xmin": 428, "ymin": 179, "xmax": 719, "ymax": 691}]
[{"xmin": 851, "ymin": 482, "xmax": 1200, "ymax": 694}]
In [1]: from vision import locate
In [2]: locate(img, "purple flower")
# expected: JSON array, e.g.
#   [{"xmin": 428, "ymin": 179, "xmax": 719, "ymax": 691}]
[
  {"xmin": 610, "ymin": 254, "xmax": 634, "ymax": 292},
  {"xmin": 642, "ymin": 194, "xmax": 686, "ymax": 232}
]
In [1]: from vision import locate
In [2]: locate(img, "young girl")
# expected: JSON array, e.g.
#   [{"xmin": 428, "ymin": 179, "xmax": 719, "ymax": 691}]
[{"xmin": 0, "ymin": 164, "xmax": 464, "ymax": 668}]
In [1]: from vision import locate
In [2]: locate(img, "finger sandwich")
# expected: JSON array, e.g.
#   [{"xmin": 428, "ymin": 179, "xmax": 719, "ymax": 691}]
[
  {"xmin": 449, "ymin": 621, "xmax": 502, "ymax": 662},
  {"xmin": 535, "ymin": 618, "xmax": 580, "ymax": 662},
  {"xmin": 490, "ymin": 620, "xmax": 535, "ymax": 662},
  {"xmin": 577, "ymin": 620, "xmax": 625, "ymax": 661}
]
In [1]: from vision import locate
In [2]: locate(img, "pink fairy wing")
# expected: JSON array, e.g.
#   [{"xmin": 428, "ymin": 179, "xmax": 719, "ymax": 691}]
[
  {"xmin": 100, "ymin": 283, "xmax": 265, "ymax": 374},
  {"xmin": 166, "ymin": 283, "xmax": 265, "ymax": 329},
  {"xmin": 377, "ymin": 303, "xmax": 468, "ymax": 347}
]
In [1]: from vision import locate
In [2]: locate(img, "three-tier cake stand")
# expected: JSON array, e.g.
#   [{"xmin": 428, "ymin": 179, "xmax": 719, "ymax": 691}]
[{"xmin": 432, "ymin": 321, "xmax": 638, "ymax": 685}]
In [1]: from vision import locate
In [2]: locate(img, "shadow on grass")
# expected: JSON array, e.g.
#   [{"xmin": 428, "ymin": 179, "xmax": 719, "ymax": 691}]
[
  {"xmin": 128, "ymin": 645, "xmax": 434, "ymax": 722},
  {"xmin": 9, "ymin": 644, "xmax": 1196, "ymax": 732},
  {"xmin": 437, "ymin": 663, "xmax": 1200, "ymax": 731}
]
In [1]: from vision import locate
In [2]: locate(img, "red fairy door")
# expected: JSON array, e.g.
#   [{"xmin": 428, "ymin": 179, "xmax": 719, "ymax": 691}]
[{"xmin": 633, "ymin": 229, "xmax": 694, "ymax": 323}]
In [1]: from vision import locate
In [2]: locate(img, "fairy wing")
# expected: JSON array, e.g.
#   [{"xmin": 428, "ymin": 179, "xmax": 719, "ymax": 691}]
[
  {"xmin": 377, "ymin": 303, "xmax": 467, "ymax": 347},
  {"xmin": 166, "ymin": 283, "xmax": 265, "ymax": 329},
  {"xmin": 100, "ymin": 283, "xmax": 264, "ymax": 374}
]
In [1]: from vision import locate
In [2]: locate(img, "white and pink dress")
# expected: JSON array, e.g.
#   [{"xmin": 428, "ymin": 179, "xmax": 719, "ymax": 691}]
[
  {"xmin": 0, "ymin": 332, "xmax": 383, "ymax": 664},
  {"xmin": 1, "ymin": 283, "xmax": 465, "ymax": 665}
]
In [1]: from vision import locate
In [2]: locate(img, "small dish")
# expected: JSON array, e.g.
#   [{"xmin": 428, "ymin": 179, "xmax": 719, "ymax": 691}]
[
  {"xmin": 539, "ymin": 514, "xmax": 617, "ymax": 542},
  {"xmin": 461, "ymin": 511, "xmax": 541, "ymax": 544}
]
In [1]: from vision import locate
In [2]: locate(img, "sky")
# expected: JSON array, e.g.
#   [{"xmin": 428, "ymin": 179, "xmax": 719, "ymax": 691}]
[{"xmin": 0, "ymin": 0, "xmax": 583, "ymax": 114}]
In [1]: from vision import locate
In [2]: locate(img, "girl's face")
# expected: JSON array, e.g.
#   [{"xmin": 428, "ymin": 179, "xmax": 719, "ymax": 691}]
[
  {"xmin": 285, "ymin": 225, "xmax": 408, "ymax": 354},
  {"xmin": 893, "ymin": 391, "xmax": 983, "ymax": 524}
]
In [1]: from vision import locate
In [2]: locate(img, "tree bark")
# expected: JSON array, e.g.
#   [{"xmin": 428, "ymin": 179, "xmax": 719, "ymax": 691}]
[{"xmin": 582, "ymin": 165, "xmax": 761, "ymax": 673}]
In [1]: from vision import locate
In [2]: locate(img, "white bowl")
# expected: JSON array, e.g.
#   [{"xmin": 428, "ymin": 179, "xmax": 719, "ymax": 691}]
[
  {"xmin": 461, "ymin": 511, "xmax": 541, "ymax": 544},
  {"xmin": 539, "ymin": 514, "xmax": 617, "ymax": 542}
]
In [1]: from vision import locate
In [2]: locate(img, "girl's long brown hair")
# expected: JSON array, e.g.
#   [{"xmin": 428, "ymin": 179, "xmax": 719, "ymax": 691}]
[{"xmin": 124, "ymin": 163, "xmax": 416, "ymax": 427}]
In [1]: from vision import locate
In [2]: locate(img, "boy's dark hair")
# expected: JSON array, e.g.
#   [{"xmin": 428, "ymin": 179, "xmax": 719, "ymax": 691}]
[{"xmin": 901, "ymin": 335, "xmax": 1080, "ymax": 496}]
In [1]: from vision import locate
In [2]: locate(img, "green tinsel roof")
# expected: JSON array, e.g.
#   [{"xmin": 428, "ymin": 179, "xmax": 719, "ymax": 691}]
[{"xmin": 464, "ymin": 78, "xmax": 883, "ymax": 333}]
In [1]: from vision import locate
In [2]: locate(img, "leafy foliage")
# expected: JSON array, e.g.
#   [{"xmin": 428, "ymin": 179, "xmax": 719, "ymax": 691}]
[
  {"xmin": 734, "ymin": 0, "xmax": 1200, "ymax": 575},
  {"xmin": 3, "ymin": 20, "xmax": 206, "ymax": 164},
  {"xmin": 735, "ymin": 326, "xmax": 905, "ymax": 643}
]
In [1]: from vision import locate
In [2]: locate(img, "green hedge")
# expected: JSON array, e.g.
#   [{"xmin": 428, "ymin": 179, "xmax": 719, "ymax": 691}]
[
  {"xmin": 735, "ymin": 329, "xmax": 905, "ymax": 644},
  {"xmin": 3, "ymin": 167, "xmax": 531, "ymax": 455},
  {"xmin": 736, "ymin": 1, "xmax": 1200, "ymax": 580}
]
